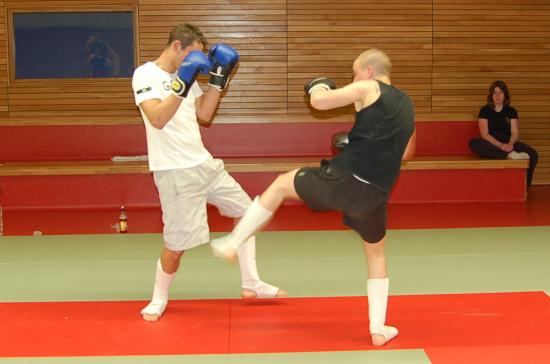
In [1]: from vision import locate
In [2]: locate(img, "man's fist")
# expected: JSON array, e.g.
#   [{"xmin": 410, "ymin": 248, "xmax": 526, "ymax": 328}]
[
  {"xmin": 171, "ymin": 51, "xmax": 211, "ymax": 98},
  {"xmin": 208, "ymin": 44, "xmax": 239, "ymax": 91},
  {"xmin": 304, "ymin": 77, "xmax": 336, "ymax": 97}
]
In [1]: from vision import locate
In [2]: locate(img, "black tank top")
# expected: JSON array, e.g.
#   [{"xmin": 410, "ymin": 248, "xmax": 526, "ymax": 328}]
[{"xmin": 329, "ymin": 80, "xmax": 415, "ymax": 192}]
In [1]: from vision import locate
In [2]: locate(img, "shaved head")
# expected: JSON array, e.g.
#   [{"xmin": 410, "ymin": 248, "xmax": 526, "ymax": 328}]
[{"xmin": 355, "ymin": 49, "xmax": 392, "ymax": 77}]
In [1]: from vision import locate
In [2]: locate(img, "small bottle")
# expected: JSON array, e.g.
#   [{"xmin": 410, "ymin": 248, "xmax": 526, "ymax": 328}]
[{"xmin": 119, "ymin": 205, "xmax": 128, "ymax": 233}]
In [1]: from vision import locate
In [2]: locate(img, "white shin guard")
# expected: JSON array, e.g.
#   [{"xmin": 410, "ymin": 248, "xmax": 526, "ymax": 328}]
[
  {"xmin": 211, "ymin": 196, "xmax": 274, "ymax": 260},
  {"xmin": 237, "ymin": 236, "xmax": 261, "ymax": 287},
  {"xmin": 367, "ymin": 278, "xmax": 398, "ymax": 342},
  {"xmin": 140, "ymin": 259, "xmax": 176, "ymax": 317},
  {"xmin": 236, "ymin": 236, "xmax": 280, "ymax": 298}
]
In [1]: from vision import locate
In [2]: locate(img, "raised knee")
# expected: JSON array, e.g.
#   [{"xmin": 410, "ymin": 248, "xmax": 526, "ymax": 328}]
[{"xmin": 275, "ymin": 172, "xmax": 287, "ymax": 184}]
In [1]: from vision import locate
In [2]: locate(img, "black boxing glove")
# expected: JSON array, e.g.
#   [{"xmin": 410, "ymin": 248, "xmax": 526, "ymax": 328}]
[
  {"xmin": 304, "ymin": 77, "xmax": 336, "ymax": 98},
  {"xmin": 332, "ymin": 132, "xmax": 349, "ymax": 153}
]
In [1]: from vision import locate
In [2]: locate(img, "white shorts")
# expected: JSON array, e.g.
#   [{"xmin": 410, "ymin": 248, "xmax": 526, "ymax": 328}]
[{"xmin": 153, "ymin": 158, "xmax": 251, "ymax": 251}]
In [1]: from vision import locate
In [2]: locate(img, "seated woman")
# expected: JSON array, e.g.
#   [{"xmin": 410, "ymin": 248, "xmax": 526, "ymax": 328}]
[{"xmin": 469, "ymin": 80, "xmax": 539, "ymax": 186}]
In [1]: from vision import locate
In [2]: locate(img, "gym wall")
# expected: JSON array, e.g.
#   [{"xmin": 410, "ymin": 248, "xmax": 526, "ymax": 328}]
[{"xmin": 0, "ymin": 0, "xmax": 549, "ymax": 183}]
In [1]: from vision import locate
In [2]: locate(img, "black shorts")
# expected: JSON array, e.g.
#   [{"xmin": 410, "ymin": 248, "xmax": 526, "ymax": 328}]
[{"xmin": 294, "ymin": 161, "xmax": 389, "ymax": 243}]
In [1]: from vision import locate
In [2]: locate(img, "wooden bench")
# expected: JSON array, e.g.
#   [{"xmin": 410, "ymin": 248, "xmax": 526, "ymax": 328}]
[
  {"xmin": 0, "ymin": 119, "xmax": 529, "ymax": 234},
  {"xmin": 0, "ymin": 118, "xmax": 529, "ymax": 206},
  {"xmin": 0, "ymin": 156, "xmax": 528, "ymax": 210},
  {"xmin": 0, "ymin": 156, "xmax": 528, "ymax": 176}
]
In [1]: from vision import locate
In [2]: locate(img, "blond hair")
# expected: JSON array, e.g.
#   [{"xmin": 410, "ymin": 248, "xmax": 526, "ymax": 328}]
[{"xmin": 356, "ymin": 49, "xmax": 391, "ymax": 77}]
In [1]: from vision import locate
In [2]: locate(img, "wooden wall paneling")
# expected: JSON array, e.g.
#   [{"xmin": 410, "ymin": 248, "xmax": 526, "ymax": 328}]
[
  {"xmin": 433, "ymin": 0, "xmax": 550, "ymax": 184},
  {"xmin": 0, "ymin": 1, "xmax": 8, "ymax": 116},
  {"xmin": 287, "ymin": 0, "xmax": 433, "ymax": 118},
  {"xmin": 137, "ymin": 0, "xmax": 288, "ymax": 115},
  {"xmin": 1, "ymin": 0, "xmax": 549, "ymax": 184}
]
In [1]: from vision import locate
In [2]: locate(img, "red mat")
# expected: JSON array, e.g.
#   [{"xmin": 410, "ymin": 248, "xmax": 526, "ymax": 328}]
[{"xmin": 1, "ymin": 292, "xmax": 548, "ymax": 360}]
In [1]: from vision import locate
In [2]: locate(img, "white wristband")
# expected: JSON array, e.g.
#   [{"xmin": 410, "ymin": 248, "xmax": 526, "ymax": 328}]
[{"xmin": 308, "ymin": 83, "xmax": 331, "ymax": 95}]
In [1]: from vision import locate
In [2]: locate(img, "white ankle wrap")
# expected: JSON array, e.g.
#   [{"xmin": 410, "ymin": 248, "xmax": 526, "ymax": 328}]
[
  {"xmin": 141, "ymin": 259, "xmax": 175, "ymax": 317},
  {"xmin": 367, "ymin": 278, "xmax": 390, "ymax": 335},
  {"xmin": 237, "ymin": 236, "xmax": 261, "ymax": 287}
]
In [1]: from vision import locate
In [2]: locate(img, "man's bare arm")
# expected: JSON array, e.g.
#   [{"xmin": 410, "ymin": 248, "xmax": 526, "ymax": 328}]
[{"xmin": 402, "ymin": 129, "xmax": 416, "ymax": 161}]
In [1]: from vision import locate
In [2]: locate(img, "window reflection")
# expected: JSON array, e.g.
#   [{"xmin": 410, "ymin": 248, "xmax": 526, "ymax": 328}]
[{"xmin": 14, "ymin": 11, "xmax": 134, "ymax": 79}]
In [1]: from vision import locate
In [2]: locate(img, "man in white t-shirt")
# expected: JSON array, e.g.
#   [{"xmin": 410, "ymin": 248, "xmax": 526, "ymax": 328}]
[{"xmin": 132, "ymin": 23, "xmax": 286, "ymax": 322}]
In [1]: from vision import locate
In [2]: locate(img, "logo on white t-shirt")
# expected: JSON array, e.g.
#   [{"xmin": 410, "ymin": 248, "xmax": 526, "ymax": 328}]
[{"xmin": 136, "ymin": 86, "xmax": 152, "ymax": 95}]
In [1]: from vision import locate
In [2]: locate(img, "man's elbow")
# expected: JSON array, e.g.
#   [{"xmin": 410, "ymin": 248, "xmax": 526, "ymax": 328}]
[
  {"xmin": 402, "ymin": 152, "xmax": 414, "ymax": 161},
  {"xmin": 197, "ymin": 111, "xmax": 214, "ymax": 124},
  {"xmin": 310, "ymin": 94, "xmax": 331, "ymax": 110},
  {"xmin": 402, "ymin": 132, "xmax": 417, "ymax": 161},
  {"xmin": 402, "ymin": 148, "xmax": 415, "ymax": 161},
  {"xmin": 197, "ymin": 116, "xmax": 213, "ymax": 127},
  {"xmin": 150, "ymin": 117, "xmax": 167, "ymax": 130}
]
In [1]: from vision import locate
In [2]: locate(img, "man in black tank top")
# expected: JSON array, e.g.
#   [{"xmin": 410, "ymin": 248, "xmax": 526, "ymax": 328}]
[{"xmin": 211, "ymin": 49, "xmax": 416, "ymax": 347}]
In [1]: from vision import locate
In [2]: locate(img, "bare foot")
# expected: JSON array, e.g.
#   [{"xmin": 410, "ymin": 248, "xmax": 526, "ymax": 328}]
[
  {"xmin": 371, "ymin": 333, "xmax": 387, "ymax": 346},
  {"xmin": 140, "ymin": 300, "xmax": 167, "ymax": 322},
  {"xmin": 142, "ymin": 312, "xmax": 162, "ymax": 322},
  {"xmin": 241, "ymin": 287, "xmax": 288, "ymax": 299},
  {"xmin": 210, "ymin": 236, "xmax": 238, "ymax": 263},
  {"xmin": 370, "ymin": 326, "xmax": 398, "ymax": 346}
]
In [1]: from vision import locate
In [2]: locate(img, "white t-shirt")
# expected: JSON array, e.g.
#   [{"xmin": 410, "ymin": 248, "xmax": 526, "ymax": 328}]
[{"xmin": 132, "ymin": 61, "xmax": 211, "ymax": 171}]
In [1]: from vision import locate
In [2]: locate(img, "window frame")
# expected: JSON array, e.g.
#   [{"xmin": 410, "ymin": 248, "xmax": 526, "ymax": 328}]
[{"xmin": 7, "ymin": 5, "xmax": 139, "ymax": 85}]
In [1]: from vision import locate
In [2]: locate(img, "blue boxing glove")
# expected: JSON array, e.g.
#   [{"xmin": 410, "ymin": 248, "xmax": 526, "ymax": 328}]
[
  {"xmin": 208, "ymin": 44, "xmax": 239, "ymax": 91},
  {"xmin": 171, "ymin": 51, "xmax": 211, "ymax": 98}
]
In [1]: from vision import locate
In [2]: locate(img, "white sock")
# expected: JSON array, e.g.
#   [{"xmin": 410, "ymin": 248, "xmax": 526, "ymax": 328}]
[
  {"xmin": 141, "ymin": 259, "xmax": 175, "ymax": 316},
  {"xmin": 508, "ymin": 151, "xmax": 529, "ymax": 160},
  {"xmin": 229, "ymin": 196, "xmax": 274, "ymax": 249},
  {"xmin": 367, "ymin": 278, "xmax": 398, "ymax": 341}
]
